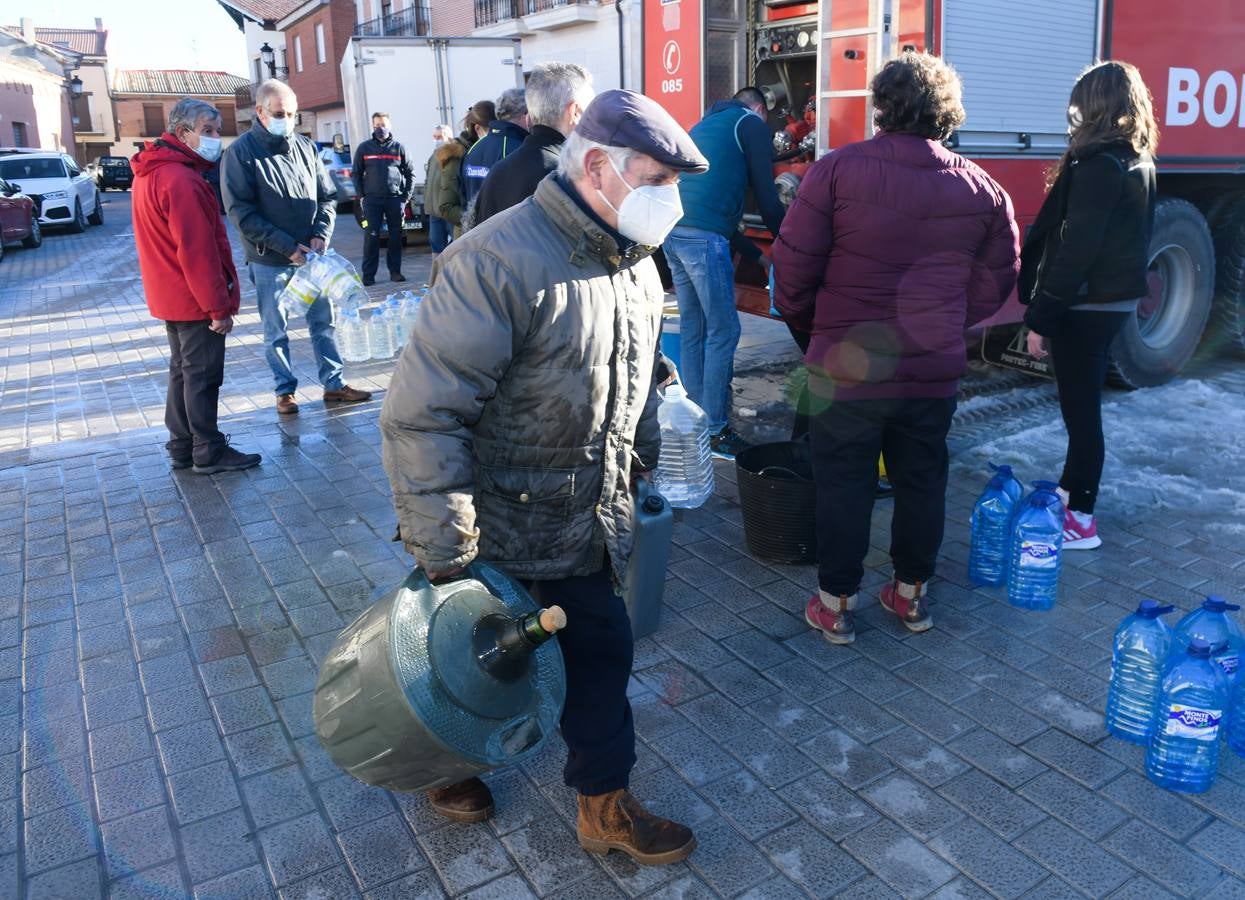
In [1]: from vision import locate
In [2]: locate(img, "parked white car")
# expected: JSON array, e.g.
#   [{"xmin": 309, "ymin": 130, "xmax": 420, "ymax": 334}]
[{"xmin": 0, "ymin": 150, "xmax": 102, "ymax": 233}]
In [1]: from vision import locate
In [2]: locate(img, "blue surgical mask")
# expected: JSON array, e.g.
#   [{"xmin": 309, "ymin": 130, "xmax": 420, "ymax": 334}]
[
  {"xmin": 265, "ymin": 115, "xmax": 293, "ymax": 138},
  {"xmin": 194, "ymin": 135, "xmax": 222, "ymax": 163}
]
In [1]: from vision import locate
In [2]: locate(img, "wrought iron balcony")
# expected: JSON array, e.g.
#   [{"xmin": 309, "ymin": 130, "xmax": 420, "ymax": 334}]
[
  {"xmin": 355, "ymin": 3, "xmax": 432, "ymax": 37},
  {"xmin": 475, "ymin": 0, "xmax": 595, "ymax": 28}
]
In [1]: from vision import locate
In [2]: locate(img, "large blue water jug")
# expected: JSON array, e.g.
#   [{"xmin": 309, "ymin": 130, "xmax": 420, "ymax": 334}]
[
  {"xmin": 989, "ymin": 463, "xmax": 1024, "ymax": 506},
  {"xmin": 1006, "ymin": 481, "xmax": 1064, "ymax": 611},
  {"xmin": 969, "ymin": 470, "xmax": 1017, "ymax": 587},
  {"xmin": 1105, "ymin": 600, "xmax": 1175, "ymax": 743},
  {"xmin": 1146, "ymin": 637, "xmax": 1231, "ymax": 793},
  {"xmin": 1171, "ymin": 596, "xmax": 1244, "ymax": 686},
  {"xmin": 1228, "ymin": 665, "xmax": 1245, "ymax": 758}
]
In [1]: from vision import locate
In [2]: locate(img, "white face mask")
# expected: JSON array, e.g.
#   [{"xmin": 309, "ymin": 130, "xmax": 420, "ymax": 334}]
[
  {"xmin": 265, "ymin": 114, "xmax": 293, "ymax": 138},
  {"xmin": 194, "ymin": 135, "xmax": 222, "ymax": 163},
  {"xmin": 597, "ymin": 156, "xmax": 682, "ymax": 247}
]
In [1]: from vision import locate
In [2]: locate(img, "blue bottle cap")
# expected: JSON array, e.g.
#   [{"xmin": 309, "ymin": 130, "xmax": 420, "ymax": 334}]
[
  {"xmin": 1203, "ymin": 595, "xmax": 1242, "ymax": 613},
  {"xmin": 989, "ymin": 463, "xmax": 1015, "ymax": 478},
  {"xmin": 1136, "ymin": 599, "xmax": 1175, "ymax": 619},
  {"xmin": 1186, "ymin": 637, "xmax": 1215, "ymax": 658}
]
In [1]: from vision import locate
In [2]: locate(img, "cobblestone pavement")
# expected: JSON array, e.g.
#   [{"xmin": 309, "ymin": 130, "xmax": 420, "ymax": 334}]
[{"xmin": 2, "ymin": 193, "xmax": 1245, "ymax": 899}]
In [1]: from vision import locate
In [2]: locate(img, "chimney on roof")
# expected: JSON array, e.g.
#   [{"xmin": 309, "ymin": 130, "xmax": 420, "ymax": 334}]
[
  {"xmin": 95, "ymin": 18, "xmax": 104, "ymax": 31},
  {"xmin": 20, "ymin": 17, "xmax": 35, "ymax": 42}
]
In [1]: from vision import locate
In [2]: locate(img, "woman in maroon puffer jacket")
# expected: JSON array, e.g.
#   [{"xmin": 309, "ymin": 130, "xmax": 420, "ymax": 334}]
[{"xmin": 773, "ymin": 52, "xmax": 1020, "ymax": 645}]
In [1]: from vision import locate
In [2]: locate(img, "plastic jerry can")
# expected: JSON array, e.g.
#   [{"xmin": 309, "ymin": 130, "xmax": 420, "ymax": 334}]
[{"xmin": 624, "ymin": 478, "xmax": 674, "ymax": 640}]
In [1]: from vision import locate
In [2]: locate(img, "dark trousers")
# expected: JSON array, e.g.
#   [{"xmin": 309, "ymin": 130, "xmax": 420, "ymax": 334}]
[
  {"xmin": 164, "ymin": 321, "xmax": 226, "ymax": 465},
  {"xmin": 429, "ymin": 216, "xmax": 450, "ymax": 254},
  {"xmin": 525, "ymin": 566, "xmax": 635, "ymax": 796},
  {"xmin": 811, "ymin": 395, "xmax": 956, "ymax": 595},
  {"xmin": 361, "ymin": 197, "xmax": 404, "ymax": 279},
  {"xmin": 1049, "ymin": 311, "xmax": 1130, "ymax": 514}
]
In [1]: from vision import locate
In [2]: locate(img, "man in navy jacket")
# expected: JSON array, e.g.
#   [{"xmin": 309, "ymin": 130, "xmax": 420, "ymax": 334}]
[
  {"xmin": 352, "ymin": 111, "xmax": 414, "ymax": 285},
  {"xmin": 461, "ymin": 88, "xmax": 529, "ymax": 223},
  {"xmin": 663, "ymin": 87, "xmax": 786, "ymax": 460}
]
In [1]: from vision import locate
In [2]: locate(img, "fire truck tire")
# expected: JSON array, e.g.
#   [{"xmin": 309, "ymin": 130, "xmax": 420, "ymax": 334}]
[
  {"xmin": 1107, "ymin": 198, "xmax": 1214, "ymax": 388},
  {"xmin": 1207, "ymin": 196, "xmax": 1245, "ymax": 354}
]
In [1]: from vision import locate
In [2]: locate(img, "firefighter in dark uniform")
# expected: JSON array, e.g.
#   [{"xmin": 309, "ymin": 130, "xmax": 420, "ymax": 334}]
[{"xmin": 352, "ymin": 112, "xmax": 415, "ymax": 285}]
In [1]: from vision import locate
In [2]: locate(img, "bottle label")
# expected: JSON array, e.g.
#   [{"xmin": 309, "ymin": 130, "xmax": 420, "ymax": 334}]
[
  {"xmin": 1215, "ymin": 653, "xmax": 1239, "ymax": 676},
  {"xmin": 1164, "ymin": 705, "xmax": 1222, "ymax": 740},
  {"xmin": 1018, "ymin": 540, "xmax": 1058, "ymax": 569}
]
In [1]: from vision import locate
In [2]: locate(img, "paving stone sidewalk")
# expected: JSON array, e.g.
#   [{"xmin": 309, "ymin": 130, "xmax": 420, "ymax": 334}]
[{"xmin": 1, "ymin": 194, "xmax": 1244, "ymax": 899}]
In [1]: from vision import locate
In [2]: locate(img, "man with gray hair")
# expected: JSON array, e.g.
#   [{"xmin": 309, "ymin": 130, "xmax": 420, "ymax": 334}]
[
  {"xmin": 222, "ymin": 79, "xmax": 371, "ymax": 416},
  {"xmin": 472, "ymin": 61, "xmax": 594, "ymax": 226},
  {"xmin": 460, "ymin": 86, "xmax": 528, "ymax": 214},
  {"xmin": 131, "ymin": 98, "xmax": 260, "ymax": 473},
  {"xmin": 380, "ymin": 90, "xmax": 707, "ymax": 864}
]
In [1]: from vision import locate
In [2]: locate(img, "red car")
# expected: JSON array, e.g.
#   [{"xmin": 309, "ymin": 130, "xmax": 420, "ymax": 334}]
[{"xmin": 0, "ymin": 175, "xmax": 41, "ymax": 262}]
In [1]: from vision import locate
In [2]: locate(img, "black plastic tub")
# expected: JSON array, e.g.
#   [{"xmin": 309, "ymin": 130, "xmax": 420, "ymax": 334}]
[{"xmin": 735, "ymin": 441, "xmax": 817, "ymax": 565}]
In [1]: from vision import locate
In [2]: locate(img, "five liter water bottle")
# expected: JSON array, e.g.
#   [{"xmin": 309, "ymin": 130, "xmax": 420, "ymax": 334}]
[
  {"xmin": 1006, "ymin": 481, "xmax": 1064, "ymax": 610},
  {"xmin": 989, "ymin": 463, "xmax": 1025, "ymax": 506},
  {"xmin": 1146, "ymin": 637, "xmax": 1230, "ymax": 793},
  {"xmin": 969, "ymin": 468, "xmax": 1019, "ymax": 586},
  {"xmin": 1106, "ymin": 600, "xmax": 1175, "ymax": 743},
  {"xmin": 338, "ymin": 309, "xmax": 371, "ymax": 363},
  {"xmin": 1228, "ymin": 663, "xmax": 1245, "ymax": 758},
  {"xmin": 1171, "ymin": 596, "xmax": 1244, "ymax": 686},
  {"xmin": 653, "ymin": 384, "xmax": 714, "ymax": 509},
  {"xmin": 369, "ymin": 305, "xmax": 396, "ymax": 359}
]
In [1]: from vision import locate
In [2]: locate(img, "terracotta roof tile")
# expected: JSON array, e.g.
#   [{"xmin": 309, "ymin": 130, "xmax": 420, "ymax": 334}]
[
  {"xmin": 113, "ymin": 69, "xmax": 252, "ymax": 96},
  {"xmin": 215, "ymin": 0, "xmax": 308, "ymax": 26},
  {"xmin": 1, "ymin": 25, "xmax": 106, "ymax": 56}
]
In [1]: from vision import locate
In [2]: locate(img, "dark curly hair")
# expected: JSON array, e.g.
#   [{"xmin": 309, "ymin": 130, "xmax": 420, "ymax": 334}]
[{"xmin": 871, "ymin": 52, "xmax": 965, "ymax": 141}]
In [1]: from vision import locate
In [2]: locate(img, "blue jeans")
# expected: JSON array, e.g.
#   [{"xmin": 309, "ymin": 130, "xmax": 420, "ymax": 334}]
[
  {"xmin": 249, "ymin": 261, "xmax": 344, "ymax": 396},
  {"xmin": 662, "ymin": 226, "xmax": 740, "ymax": 433},
  {"xmin": 429, "ymin": 215, "xmax": 450, "ymax": 253}
]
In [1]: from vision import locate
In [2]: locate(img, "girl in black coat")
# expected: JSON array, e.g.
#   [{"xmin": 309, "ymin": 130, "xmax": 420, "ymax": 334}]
[{"xmin": 1018, "ymin": 61, "xmax": 1158, "ymax": 549}]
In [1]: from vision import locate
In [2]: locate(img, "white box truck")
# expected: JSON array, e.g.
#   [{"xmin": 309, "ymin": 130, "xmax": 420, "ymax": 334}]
[{"xmin": 340, "ymin": 35, "xmax": 524, "ymax": 243}]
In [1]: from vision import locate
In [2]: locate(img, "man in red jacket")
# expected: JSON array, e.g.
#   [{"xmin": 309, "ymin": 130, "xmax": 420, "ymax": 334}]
[{"xmin": 132, "ymin": 98, "xmax": 261, "ymax": 474}]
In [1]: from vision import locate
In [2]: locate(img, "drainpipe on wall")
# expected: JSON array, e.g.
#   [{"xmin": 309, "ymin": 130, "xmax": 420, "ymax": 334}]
[{"xmin": 616, "ymin": 0, "xmax": 626, "ymax": 89}]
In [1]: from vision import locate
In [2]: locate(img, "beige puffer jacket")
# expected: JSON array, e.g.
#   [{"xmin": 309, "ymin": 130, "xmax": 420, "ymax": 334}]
[{"xmin": 380, "ymin": 175, "xmax": 664, "ymax": 580}]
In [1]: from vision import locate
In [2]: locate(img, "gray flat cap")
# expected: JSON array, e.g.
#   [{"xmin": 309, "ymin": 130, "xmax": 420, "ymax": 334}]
[{"xmin": 575, "ymin": 89, "xmax": 708, "ymax": 173}]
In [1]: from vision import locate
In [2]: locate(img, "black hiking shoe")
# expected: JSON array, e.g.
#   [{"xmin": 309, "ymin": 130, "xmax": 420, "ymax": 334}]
[{"xmin": 193, "ymin": 443, "xmax": 262, "ymax": 475}]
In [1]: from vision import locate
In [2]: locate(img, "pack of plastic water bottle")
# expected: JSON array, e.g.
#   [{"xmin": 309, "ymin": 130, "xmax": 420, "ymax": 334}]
[
  {"xmin": 1105, "ymin": 596, "xmax": 1245, "ymax": 793},
  {"xmin": 275, "ymin": 249, "xmax": 369, "ymax": 318},
  {"xmin": 339, "ymin": 289, "xmax": 426, "ymax": 365}
]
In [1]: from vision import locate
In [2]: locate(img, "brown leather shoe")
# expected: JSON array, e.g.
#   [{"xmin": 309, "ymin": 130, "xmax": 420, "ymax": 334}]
[
  {"xmin": 426, "ymin": 777, "xmax": 494, "ymax": 823},
  {"xmin": 276, "ymin": 393, "xmax": 299, "ymax": 415},
  {"xmin": 577, "ymin": 789, "xmax": 696, "ymax": 865},
  {"xmin": 323, "ymin": 384, "xmax": 372, "ymax": 404}
]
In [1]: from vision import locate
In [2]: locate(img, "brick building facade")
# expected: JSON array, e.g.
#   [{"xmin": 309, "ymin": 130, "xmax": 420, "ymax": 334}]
[
  {"xmin": 279, "ymin": 0, "xmax": 355, "ymax": 142},
  {"xmin": 111, "ymin": 70, "xmax": 251, "ymax": 156}
]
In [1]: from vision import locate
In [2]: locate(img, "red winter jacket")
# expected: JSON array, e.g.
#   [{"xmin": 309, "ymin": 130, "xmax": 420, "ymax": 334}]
[
  {"xmin": 132, "ymin": 135, "xmax": 240, "ymax": 322},
  {"xmin": 773, "ymin": 132, "xmax": 1020, "ymax": 401}
]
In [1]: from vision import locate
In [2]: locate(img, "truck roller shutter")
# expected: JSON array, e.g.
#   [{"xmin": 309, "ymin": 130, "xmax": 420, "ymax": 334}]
[{"xmin": 942, "ymin": 0, "xmax": 1097, "ymax": 155}]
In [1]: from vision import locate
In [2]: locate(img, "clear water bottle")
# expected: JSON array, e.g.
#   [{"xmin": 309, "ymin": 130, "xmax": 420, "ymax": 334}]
[
  {"xmin": 387, "ymin": 295, "xmax": 406, "ymax": 349},
  {"xmin": 368, "ymin": 306, "xmax": 395, "ymax": 360},
  {"xmin": 1171, "ymin": 596, "xmax": 1244, "ymax": 686},
  {"xmin": 1146, "ymin": 637, "xmax": 1230, "ymax": 793},
  {"xmin": 653, "ymin": 383, "xmax": 714, "ymax": 509},
  {"xmin": 969, "ymin": 468, "xmax": 1018, "ymax": 586},
  {"xmin": 401, "ymin": 291, "xmax": 422, "ymax": 341},
  {"xmin": 1006, "ymin": 480, "xmax": 1064, "ymax": 611},
  {"xmin": 989, "ymin": 463, "xmax": 1024, "ymax": 506},
  {"xmin": 1228, "ymin": 664, "xmax": 1245, "ymax": 758},
  {"xmin": 276, "ymin": 255, "xmax": 321, "ymax": 318},
  {"xmin": 338, "ymin": 308, "xmax": 371, "ymax": 363},
  {"xmin": 1106, "ymin": 600, "xmax": 1175, "ymax": 743}
]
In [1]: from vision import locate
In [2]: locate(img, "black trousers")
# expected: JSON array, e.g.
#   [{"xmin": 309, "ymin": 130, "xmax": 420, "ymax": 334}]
[
  {"xmin": 165, "ymin": 321, "xmax": 226, "ymax": 465},
  {"xmin": 525, "ymin": 566, "xmax": 635, "ymax": 796},
  {"xmin": 811, "ymin": 395, "xmax": 956, "ymax": 595},
  {"xmin": 1049, "ymin": 310, "xmax": 1130, "ymax": 515},
  {"xmin": 361, "ymin": 197, "xmax": 404, "ymax": 279}
]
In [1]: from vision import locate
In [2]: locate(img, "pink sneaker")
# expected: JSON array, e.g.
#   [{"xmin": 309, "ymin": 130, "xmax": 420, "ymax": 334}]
[
  {"xmin": 805, "ymin": 593, "xmax": 856, "ymax": 645},
  {"xmin": 1062, "ymin": 508, "xmax": 1102, "ymax": 550}
]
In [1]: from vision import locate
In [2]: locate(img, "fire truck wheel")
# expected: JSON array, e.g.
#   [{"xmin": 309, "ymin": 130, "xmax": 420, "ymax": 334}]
[
  {"xmin": 1206, "ymin": 195, "xmax": 1245, "ymax": 355},
  {"xmin": 1107, "ymin": 198, "xmax": 1214, "ymax": 388}
]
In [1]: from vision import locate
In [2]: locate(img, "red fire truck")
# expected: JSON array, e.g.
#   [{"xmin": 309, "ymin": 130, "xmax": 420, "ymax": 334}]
[{"xmin": 641, "ymin": 0, "xmax": 1245, "ymax": 386}]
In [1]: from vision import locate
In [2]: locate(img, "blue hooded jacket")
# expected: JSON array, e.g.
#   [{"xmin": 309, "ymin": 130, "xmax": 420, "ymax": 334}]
[{"xmin": 675, "ymin": 100, "xmax": 785, "ymax": 252}]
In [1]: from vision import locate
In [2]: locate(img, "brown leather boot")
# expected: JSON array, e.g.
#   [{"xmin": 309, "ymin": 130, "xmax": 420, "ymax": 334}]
[
  {"xmin": 276, "ymin": 393, "xmax": 299, "ymax": 415},
  {"xmin": 576, "ymin": 790, "xmax": 696, "ymax": 865},
  {"xmin": 426, "ymin": 777, "xmax": 494, "ymax": 823},
  {"xmin": 880, "ymin": 579, "xmax": 932, "ymax": 633}
]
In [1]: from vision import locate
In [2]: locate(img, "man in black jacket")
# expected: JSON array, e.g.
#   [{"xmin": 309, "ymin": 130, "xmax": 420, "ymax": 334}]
[
  {"xmin": 461, "ymin": 88, "xmax": 528, "ymax": 220},
  {"xmin": 473, "ymin": 62, "xmax": 594, "ymax": 226},
  {"xmin": 352, "ymin": 111, "xmax": 415, "ymax": 285}
]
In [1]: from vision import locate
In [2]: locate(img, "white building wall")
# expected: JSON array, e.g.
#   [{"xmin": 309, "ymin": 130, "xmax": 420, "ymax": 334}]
[
  {"xmin": 243, "ymin": 19, "xmax": 286, "ymax": 86},
  {"xmin": 520, "ymin": 20, "xmax": 623, "ymax": 94}
]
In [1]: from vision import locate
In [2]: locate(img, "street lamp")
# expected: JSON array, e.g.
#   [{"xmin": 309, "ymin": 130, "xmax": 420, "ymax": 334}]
[
  {"xmin": 70, "ymin": 75, "xmax": 83, "ymax": 95},
  {"xmin": 260, "ymin": 42, "xmax": 275, "ymax": 77}
]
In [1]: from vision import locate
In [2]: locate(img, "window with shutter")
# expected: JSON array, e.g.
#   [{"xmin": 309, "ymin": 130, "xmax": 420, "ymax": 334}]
[{"xmin": 143, "ymin": 104, "xmax": 166, "ymax": 137}]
